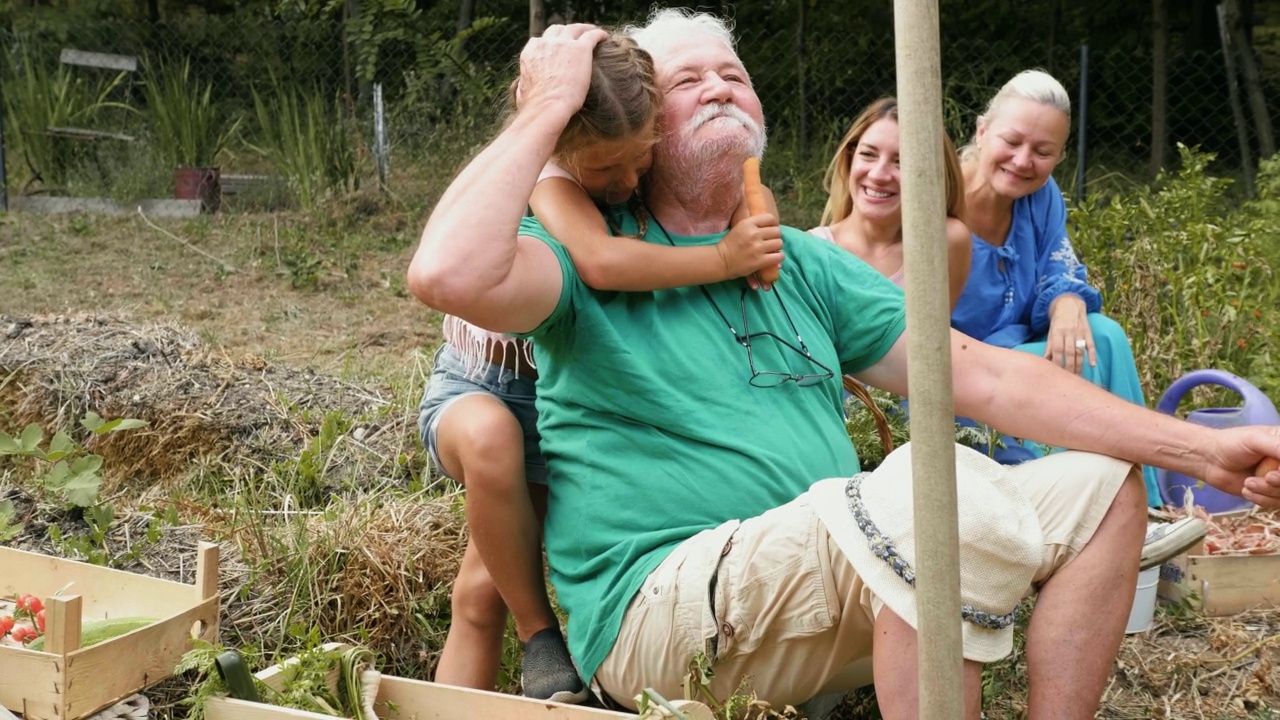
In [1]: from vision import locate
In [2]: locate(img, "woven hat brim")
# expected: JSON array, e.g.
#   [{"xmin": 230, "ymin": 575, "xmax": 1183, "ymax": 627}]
[{"xmin": 808, "ymin": 443, "xmax": 1043, "ymax": 663}]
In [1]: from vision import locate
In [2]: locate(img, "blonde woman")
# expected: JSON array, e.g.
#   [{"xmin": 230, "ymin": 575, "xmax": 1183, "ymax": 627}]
[
  {"xmin": 950, "ymin": 69, "xmax": 1159, "ymax": 505},
  {"xmin": 810, "ymin": 97, "xmax": 971, "ymax": 310}
]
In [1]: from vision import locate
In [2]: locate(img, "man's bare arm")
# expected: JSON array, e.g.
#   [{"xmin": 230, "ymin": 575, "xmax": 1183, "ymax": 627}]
[
  {"xmin": 407, "ymin": 25, "xmax": 608, "ymax": 333},
  {"xmin": 855, "ymin": 329, "xmax": 1280, "ymax": 506}
]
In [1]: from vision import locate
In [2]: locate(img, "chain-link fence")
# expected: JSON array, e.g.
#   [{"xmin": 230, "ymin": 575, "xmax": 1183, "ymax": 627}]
[{"xmin": 1, "ymin": 6, "xmax": 1274, "ymax": 213}]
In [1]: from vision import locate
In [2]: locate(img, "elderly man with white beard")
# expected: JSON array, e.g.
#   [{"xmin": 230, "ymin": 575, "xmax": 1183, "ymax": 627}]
[{"xmin": 408, "ymin": 8, "xmax": 1280, "ymax": 718}]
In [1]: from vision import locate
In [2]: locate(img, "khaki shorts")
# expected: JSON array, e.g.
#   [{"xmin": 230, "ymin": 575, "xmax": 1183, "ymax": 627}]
[{"xmin": 594, "ymin": 449, "xmax": 1134, "ymax": 710}]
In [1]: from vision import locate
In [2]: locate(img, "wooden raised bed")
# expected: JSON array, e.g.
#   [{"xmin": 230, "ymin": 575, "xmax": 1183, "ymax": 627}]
[
  {"xmin": 204, "ymin": 644, "xmax": 714, "ymax": 720},
  {"xmin": 0, "ymin": 542, "xmax": 220, "ymax": 720},
  {"xmin": 1157, "ymin": 539, "xmax": 1280, "ymax": 615}
]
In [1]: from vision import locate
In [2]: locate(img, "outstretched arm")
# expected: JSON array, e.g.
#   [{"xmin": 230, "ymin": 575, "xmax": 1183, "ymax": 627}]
[
  {"xmin": 530, "ymin": 178, "xmax": 783, "ymax": 291},
  {"xmin": 408, "ymin": 25, "xmax": 607, "ymax": 333},
  {"xmin": 855, "ymin": 329, "xmax": 1280, "ymax": 507}
]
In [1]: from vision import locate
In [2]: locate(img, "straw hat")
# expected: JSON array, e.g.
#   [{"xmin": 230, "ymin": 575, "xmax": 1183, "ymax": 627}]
[{"xmin": 809, "ymin": 442, "xmax": 1044, "ymax": 662}]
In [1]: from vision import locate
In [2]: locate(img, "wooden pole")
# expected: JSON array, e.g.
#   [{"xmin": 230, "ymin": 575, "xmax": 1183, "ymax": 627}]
[{"xmin": 893, "ymin": 1, "xmax": 964, "ymax": 718}]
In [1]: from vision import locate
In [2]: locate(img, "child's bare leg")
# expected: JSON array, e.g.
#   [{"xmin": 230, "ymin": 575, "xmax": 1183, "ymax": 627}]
[
  {"xmin": 435, "ymin": 540, "xmax": 508, "ymax": 689},
  {"xmin": 435, "ymin": 394, "xmax": 558, "ymax": 642}
]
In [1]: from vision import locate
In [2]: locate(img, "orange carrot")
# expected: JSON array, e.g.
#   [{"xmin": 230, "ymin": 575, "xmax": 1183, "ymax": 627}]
[
  {"xmin": 1258, "ymin": 456, "xmax": 1280, "ymax": 476},
  {"xmin": 743, "ymin": 157, "xmax": 781, "ymax": 286}
]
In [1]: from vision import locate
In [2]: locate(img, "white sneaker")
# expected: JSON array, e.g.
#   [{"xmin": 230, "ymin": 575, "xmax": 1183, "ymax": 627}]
[{"xmin": 1139, "ymin": 517, "xmax": 1207, "ymax": 570}]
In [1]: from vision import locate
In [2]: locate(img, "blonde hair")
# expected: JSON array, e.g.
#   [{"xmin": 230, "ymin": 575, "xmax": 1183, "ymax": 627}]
[
  {"xmin": 820, "ymin": 97, "xmax": 966, "ymax": 227},
  {"xmin": 961, "ymin": 69, "xmax": 1070, "ymax": 160},
  {"xmin": 507, "ymin": 32, "xmax": 660, "ymax": 166}
]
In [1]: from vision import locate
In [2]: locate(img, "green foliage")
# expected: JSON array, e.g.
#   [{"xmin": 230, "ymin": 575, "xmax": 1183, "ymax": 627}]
[
  {"xmin": 250, "ymin": 80, "xmax": 359, "ymax": 209},
  {"xmin": 1071, "ymin": 144, "xmax": 1279, "ymax": 402},
  {"xmin": 0, "ymin": 42, "xmax": 130, "ymax": 190},
  {"xmin": 142, "ymin": 57, "xmax": 241, "ymax": 168},
  {"xmin": 267, "ymin": 410, "xmax": 351, "ymax": 507},
  {"xmin": 0, "ymin": 500, "xmax": 23, "ymax": 542},
  {"xmin": 634, "ymin": 652, "xmax": 801, "ymax": 719}
]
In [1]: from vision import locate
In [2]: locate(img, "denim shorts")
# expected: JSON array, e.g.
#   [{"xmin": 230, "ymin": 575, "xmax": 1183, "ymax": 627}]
[{"xmin": 417, "ymin": 343, "xmax": 547, "ymax": 485}]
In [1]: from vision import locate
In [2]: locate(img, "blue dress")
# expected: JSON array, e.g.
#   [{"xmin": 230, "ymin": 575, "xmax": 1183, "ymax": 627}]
[{"xmin": 950, "ymin": 177, "xmax": 1161, "ymax": 506}]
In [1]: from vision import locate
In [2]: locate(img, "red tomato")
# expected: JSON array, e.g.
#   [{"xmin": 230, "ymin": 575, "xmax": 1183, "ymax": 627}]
[
  {"xmin": 10, "ymin": 626, "xmax": 28, "ymax": 643},
  {"xmin": 15, "ymin": 595, "xmax": 33, "ymax": 612},
  {"xmin": 0, "ymin": 615, "xmax": 13, "ymax": 635},
  {"xmin": 35, "ymin": 609, "xmax": 45, "ymax": 633},
  {"xmin": 27, "ymin": 597, "xmax": 43, "ymax": 615}
]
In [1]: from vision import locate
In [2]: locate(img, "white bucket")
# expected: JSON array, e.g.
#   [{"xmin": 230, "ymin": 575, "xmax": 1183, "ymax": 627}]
[{"xmin": 1125, "ymin": 565, "xmax": 1160, "ymax": 633}]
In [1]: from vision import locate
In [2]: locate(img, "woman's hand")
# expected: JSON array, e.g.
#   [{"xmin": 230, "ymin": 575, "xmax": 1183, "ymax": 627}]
[
  {"xmin": 1045, "ymin": 294, "xmax": 1095, "ymax": 375},
  {"xmin": 515, "ymin": 24, "xmax": 608, "ymax": 118}
]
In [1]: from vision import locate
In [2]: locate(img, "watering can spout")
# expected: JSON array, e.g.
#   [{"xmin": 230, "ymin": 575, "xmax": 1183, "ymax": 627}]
[{"xmin": 1154, "ymin": 369, "xmax": 1278, "ymax": 513}]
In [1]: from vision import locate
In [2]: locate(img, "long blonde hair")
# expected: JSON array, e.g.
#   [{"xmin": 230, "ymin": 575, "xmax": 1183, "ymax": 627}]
[{"xmin": 819, "ymin": 97, "xmax": 966, "ymax": 227}]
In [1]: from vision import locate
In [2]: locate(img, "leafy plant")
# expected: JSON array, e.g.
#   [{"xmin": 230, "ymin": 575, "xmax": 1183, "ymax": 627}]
[
  {"xmin": 1071, "ymin": 144, "xmax": 1278, "ymax": 402},
  {"xmin": 143, "ymin": 57, "xmax": 241, "ymax": 168},
  {"xmin": 0, "ymin": 42, "xmax": 130, "ymax": 190},
  {"xmin": 0, "ymin": 413, "xmax": 146, "ymax": 508},
  {"xmin": 250, "ymin": 79, "xmax": 358, "ymax": 209},
  {"xmin": 0, "ymin": 500, "xmax": 23, "ymax": 542}
]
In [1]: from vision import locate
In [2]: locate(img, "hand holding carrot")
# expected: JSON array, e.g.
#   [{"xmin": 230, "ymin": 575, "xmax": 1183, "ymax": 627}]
[
  {"xmin": 742, "ymin": 157, "xmax": 782, "ymax": 287},
  {"xmin": 715, "ymin": 213, "xmax": 783, "ymax": 282}
]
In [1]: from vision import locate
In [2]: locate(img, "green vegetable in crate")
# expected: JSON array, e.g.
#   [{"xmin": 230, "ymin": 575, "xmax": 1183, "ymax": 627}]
[{"xmin": 26, "ymin": 617, "xmax": 156, "ymax": 651}]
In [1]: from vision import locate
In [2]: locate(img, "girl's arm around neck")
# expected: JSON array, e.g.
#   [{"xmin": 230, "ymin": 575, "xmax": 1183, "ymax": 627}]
[{"xmin": 531, "ymin": 178, "xmax": 784, "ymax": 291}]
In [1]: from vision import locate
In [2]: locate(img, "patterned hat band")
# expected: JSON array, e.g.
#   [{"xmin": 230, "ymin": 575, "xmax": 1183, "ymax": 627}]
[{"xmin": 844, "ymin": 473, "xmax": 1020, "ymax": 631}]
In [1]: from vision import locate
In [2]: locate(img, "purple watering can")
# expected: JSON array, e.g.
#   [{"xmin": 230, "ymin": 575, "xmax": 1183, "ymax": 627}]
[{"xmin": 1155, "ymin": 369, "xmax": 1280, "ymax": 513}]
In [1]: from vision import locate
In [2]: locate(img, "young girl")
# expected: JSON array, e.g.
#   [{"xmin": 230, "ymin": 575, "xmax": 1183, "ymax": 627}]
[{"xmin": 418, "ymin": 31, "xmax": 780, "ymax": 704}]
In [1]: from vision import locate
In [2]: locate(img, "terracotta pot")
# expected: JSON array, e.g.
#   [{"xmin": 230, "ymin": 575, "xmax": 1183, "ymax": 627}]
[{"xmin": 173, "ymin": 167, "xmax": 222, "ymax": 212}]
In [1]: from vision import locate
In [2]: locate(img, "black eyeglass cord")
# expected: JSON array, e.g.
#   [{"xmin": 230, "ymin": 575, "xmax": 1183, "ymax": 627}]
[{"xmin": 648, "ymin": 211, "xmax": 811, "ymax": 353}]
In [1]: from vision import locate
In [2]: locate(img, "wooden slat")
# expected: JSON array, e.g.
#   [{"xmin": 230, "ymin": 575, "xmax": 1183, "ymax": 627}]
[
  {"xmin": 0, "ymin": 648, "xmax": 63, "ymax": 720},
  {"xmin": 61, "ymin": 597, "xmax": 219, "ymax": 720},
  {"xmin": 1, "ymin": 546, "xmax": 197, "ymax": 619},
  {"xmin": 1191, "ymin": 553, "xmax": 1280, "ymax": 616},
  {"xmin": 44, "ymin": 126, "xmax": 136, "ymax": 142},
  {"xmin": 46, "ymin": 595, "xmax": 83, "ymax": 655},
  {"xmin": 196, "ymin": 542, "xmax": 220, "ymax": 601},
  {"xmin": 59, "ymin": 49, "xmax": 137, "ymax": 72},
  {"xmin": 206, "ymin": 698, "xmax": 337, "ymax": 720},
  {"xmin": 376, "ymin": 676, "xmax": 637, "ymax": 719}
]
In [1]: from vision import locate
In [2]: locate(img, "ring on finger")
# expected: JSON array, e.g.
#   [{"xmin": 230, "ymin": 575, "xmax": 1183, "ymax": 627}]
[{"xmin": 1075, "ymin": 338, "xmax": 1087, "ymax": 351}]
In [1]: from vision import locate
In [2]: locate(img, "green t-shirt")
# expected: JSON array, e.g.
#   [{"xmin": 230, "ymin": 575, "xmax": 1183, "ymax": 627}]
[{"xmin": 519, "ymin": 212, "xmax": 907, "ymax": 682}]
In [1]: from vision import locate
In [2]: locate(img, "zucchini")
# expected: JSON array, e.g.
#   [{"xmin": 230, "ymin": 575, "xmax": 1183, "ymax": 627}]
[{"xmin": 27, "ymin": 617, "xmax": 156, "ymax": 652}]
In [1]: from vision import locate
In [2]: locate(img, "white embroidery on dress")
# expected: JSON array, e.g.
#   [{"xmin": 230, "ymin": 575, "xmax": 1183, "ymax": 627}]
[{"xmin": 1038, "ymin": 237, "xmax": 1091, "ymax": 294}]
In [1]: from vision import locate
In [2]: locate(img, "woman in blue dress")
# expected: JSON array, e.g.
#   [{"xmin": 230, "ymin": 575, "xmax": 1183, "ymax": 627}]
[{"xmin": 951, "ymin": 69, "xmax": 1161, "ymax": 506}]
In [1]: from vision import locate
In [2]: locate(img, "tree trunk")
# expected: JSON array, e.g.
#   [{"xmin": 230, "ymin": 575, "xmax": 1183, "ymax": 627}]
[
  {"xmin": 1225, "ymin": 0, "xmax": 1275, "ymax": 157},
  {"xmin": 796, "ymin": 0, "xmax": 807, "ymax": 150},
  {"xmin": 530, "ymin": 0, "xmax": 546, "ymax": 38},
  {"xmin": 457, "ymin": 0, "xmax": 475, "ymax": 33},
  {"xmin": 1047, "ymin": 0, "xmax": 1062, "ymax": 72},
  {"xmin": 1217, "ymin": 3, "xmax": 1256, "ymax": 196},
  {"xmin": 1151, "ymin": 0, "xmax": 1168, "ymax": 175}
]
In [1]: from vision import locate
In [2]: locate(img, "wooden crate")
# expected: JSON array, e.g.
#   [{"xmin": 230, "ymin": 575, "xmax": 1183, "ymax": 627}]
[
  {"xmin": 204, "ymin": 644, "xmax": 715, "ymax": 720},
  {"xmin": 1157, "ymin": 539, "xmax": 1280, "ymax": 615},
  {"xmin": 0, "ymin": 542, "xmax": 220, "ymax": 720}
]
